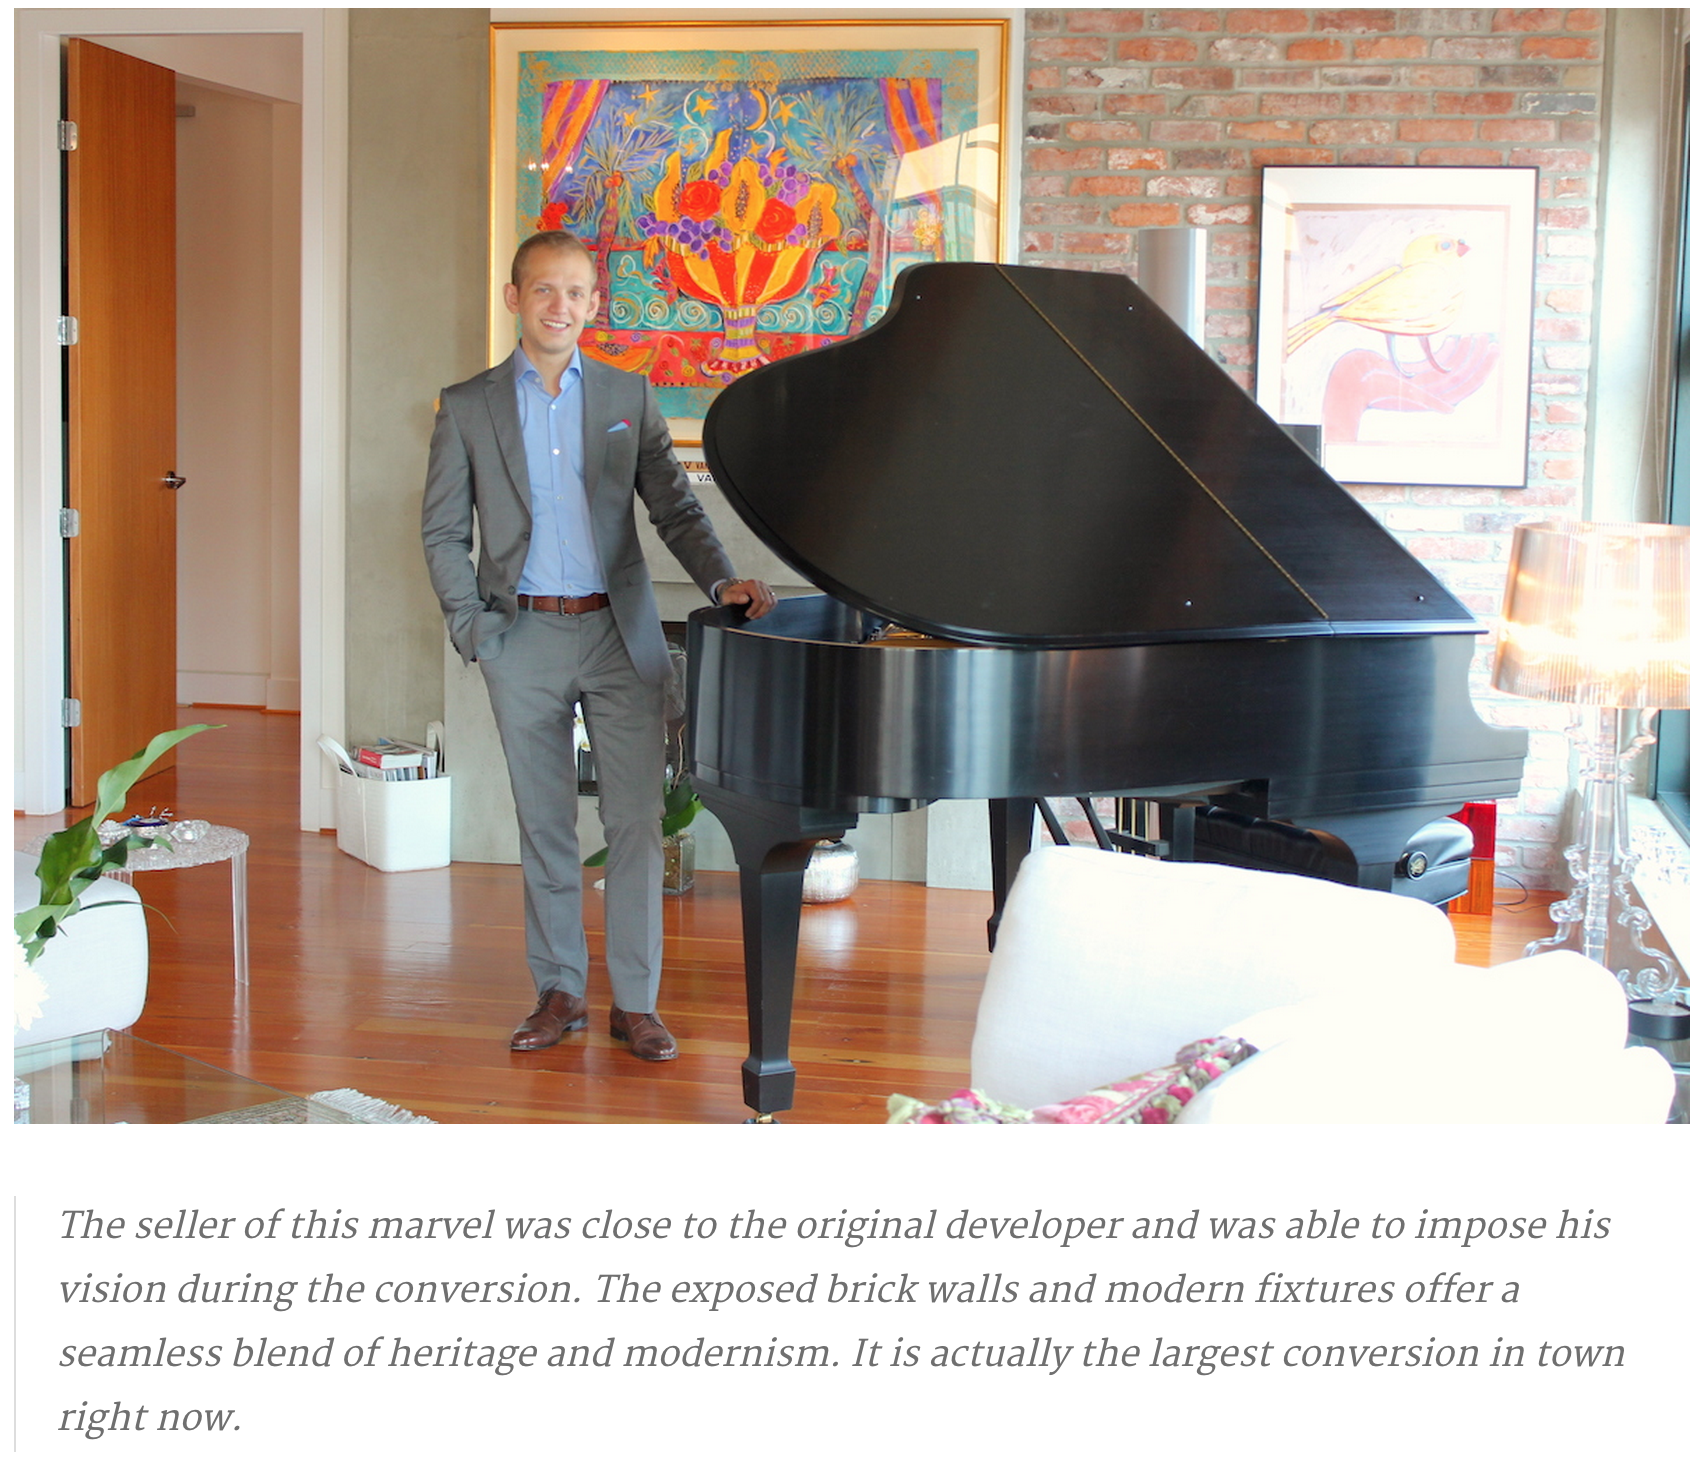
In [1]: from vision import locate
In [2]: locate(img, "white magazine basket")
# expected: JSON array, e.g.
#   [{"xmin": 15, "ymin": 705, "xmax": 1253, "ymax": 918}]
[{"xmin": 320, "ymin": 730, "xmax": 452, "ymax": 872}]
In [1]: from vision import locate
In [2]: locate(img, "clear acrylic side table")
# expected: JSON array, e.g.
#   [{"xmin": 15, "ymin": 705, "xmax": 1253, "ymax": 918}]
[{"xmin": 26, "ymin": 824, "xmax": 250, "ymax": 985}]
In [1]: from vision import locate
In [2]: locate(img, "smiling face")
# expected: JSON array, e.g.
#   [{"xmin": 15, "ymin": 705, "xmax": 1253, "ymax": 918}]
[{"xmin": 503, "ymin": 242, "xmax": 600, "ymax": 381}]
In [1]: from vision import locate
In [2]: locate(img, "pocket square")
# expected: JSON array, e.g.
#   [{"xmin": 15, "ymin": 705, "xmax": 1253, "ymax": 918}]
[{"xmin": 607, "ymin": 420, "xmax": 631, "ymax": 433}]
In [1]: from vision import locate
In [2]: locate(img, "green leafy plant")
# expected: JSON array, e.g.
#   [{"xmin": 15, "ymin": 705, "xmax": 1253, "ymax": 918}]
[
  {"xmin": 583, "ymin": 770, "xmax": 701, "ymax": 869},
  {"xmin": 14, "ymin": 723, "xmax": 220, "ymax": 964}
]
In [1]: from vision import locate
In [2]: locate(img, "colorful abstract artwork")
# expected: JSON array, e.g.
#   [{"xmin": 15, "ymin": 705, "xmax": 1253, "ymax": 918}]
[
  {"xmin": 492, "ymin": 23, "xmax": 1007, "ymax": 434},
  {"xmin": 1256, "ymin": 167, "xmax": 1538, "ymax": 489}
]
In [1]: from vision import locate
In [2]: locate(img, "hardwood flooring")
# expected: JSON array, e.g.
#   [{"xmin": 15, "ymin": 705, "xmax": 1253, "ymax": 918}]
[{"xmin": 16, "ymin": 709, "xmax": 1558, "ymax": 1124}]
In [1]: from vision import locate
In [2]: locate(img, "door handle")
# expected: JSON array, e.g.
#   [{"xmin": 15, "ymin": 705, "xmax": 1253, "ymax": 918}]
[{"xmin": 164, "ymin": 472, "xmax": 186, "ymax": 490}]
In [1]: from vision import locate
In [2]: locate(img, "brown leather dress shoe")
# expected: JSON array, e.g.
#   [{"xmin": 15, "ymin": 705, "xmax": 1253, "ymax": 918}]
[
  {"xmin": 610, "ymin": 1009, "xmax": 678, "ymax": 1062},
  {"xmin": 510, "ymin": 990, "xmax": 589, "ymax": 1051}
]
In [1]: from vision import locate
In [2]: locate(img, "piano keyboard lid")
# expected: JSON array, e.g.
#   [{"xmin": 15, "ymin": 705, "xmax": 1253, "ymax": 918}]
[{"xmin": 701, "ymin": 261, "xmax": 1482, "ymax": 649}]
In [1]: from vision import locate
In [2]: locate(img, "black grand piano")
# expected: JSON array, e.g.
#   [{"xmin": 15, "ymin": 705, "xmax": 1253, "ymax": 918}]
[{"xmin": 687, "ymin": 261, "xmax": 1527, "ymax": 1118}]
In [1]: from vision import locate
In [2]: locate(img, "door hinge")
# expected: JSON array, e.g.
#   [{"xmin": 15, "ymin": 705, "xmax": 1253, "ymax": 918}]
[
  {"xmin": 58, "ymin": 119, "xmax": 78, "ymax": 151},
  {"xmin": 57, "ymin": 316, "xmax": 79, "ymax": 346},
  {"xmin": 59, "ymin": 508, "xmax": 80, "ymax": 538},
  {"xmin": 62, "ymin": 698, "xmax": 82, "ymax": 729}
]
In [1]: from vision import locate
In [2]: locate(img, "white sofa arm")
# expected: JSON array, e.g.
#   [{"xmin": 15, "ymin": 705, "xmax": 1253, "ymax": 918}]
[
  {"xmin": 14, "ymin": 850, "xmax": 149, "ymax": 1050},
  {"xmin": 971, "ymin": 846, "xmax": 1457, "ymax": 1108},
  {"xmin": 1178, "ymin": 951, "xmax": 1674, "ymax": 1124}
]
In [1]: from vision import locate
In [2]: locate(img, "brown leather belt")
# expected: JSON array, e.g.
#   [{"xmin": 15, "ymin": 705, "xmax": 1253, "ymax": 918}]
[{"xmin": 516, "ymin": 592, "xmax": 609, "ymax": 615}]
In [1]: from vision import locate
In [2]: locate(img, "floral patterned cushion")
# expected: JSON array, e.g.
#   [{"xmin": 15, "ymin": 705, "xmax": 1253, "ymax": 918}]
[{"xmin": 886, "ymin": 1036, "xmax": 1258, "ymax": 1125}]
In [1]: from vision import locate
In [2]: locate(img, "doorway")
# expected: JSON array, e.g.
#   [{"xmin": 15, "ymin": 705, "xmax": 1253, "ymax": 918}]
[{"xmin": 13, "ymin": 13, "xmax": 346, "ymax": 829}]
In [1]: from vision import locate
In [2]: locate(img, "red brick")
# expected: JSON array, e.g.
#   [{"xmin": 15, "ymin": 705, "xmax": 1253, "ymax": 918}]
[
  {"xmin": 1417, "ymin": 147, "xmax": 1503, "ymax": 165},
  {"xmin": 1152, "ymin": 119, "xmax": 1224, "ymax": 142},
  {"xmin": 1541, "ymin": 205, "xmax": 1592, "ymax": 229},
  {"xmin": 1316, "ymin": 10, "xmax": 1398, "ymax": 33},
  {"xmin": 1061, "ymin": 231, "xmax": 1136, "ymax": 255},
  {"xmin": 1024, "ymin": 202, "xmax": 1103, "ymax": 226},
  {"xmin": 1320, "ymin": 66, "xmax": 1396, "ymax": 87},
  {"xmin": 1559, "ymin": 119, "xmax": 1598, "ymax": 144},
  {"xmin": 1105, "ymin": 95, "xmax": 1171, "ymax": 116},
  {"xmin": 1251, "ymin": 146, "xmax": 1336, "ymax": 166},
  {"xmin": 1435, "ymin": 91, "xmax": 1518, "ymax": 115},
  {"xmin": 1543, "ymin": 344, "xmax": 1591, "ymax": 369},
  {"xmin": 1347, "ymin": 91, "xmax": 1429, "ymax": 114},
  {"xmin": 1309, "ymin": 119, "xmax": 1396, "ymax": 144},
  {"xmin": 1152, "ymin": 67, "xmax": 1237, "ymax": 90},
  {"xmin": 1067, "ymin": 120, "xmax": 1151, "ymax": 142},
  {"xmin": 1481, "ymin": 119, "xmax": 1558, "ymax": 142},
  {"xmin": 1511, "ymin": 147, "xmax": 1592, "ymax": 170},
  {"xmin": 1027, "ymin": 68, "xmax": 1064, "ymax": 90},
  {"xmin": 1211, "ymin": 231, "xmax": 1260, "ymax": 258},
  {"xmin": 1225, "ymin": 174, "xmax": 1262, "ymax": 196},
  {"xmin": 1067, "ymin": 10, "xmax": 1147, "ymax": 33},
  {"xmin": 1565, "ymin": 10, "xmax": 1603, "ymax": 31},
  {"xmin": 1027, "ymin": 147, "xmax": 1104, "ymax": 171},
  {"xmin": 1187, "ymin": 202, "xmax": 1254, "ymax": 226},
  {"xmin": 1228, "ymin": 119, "xmax": 1307, "ymax": 141},
  {"xmin": 1022, "ymin": 233, "xmax": 1055, "ymax": 253},
  {"xmin": 1118, "ymin": 38, "xmax": 1200, "ymax": 62},
  {"xmin": 1206, "ymin": 284, "xmax": 1256, "ymax": 309},
  {"xmin": 1523, "ymin": 37, "xmax": 1598, "ymax": 59},
  {"xmin": 1535, "ymin": 259, "xmax": 1592, "ymax": 285},
  {"xmin": 1288, "ymin": 39, "xmax": 1346, "ymax": 61},
  {"xmin": 1147, "ymin": 175, "xmax": 1225, "ymax": 197},
  {"xmin": 1105, "ymin": 203, "xmax": 1181, "ymax": 227},
  {"xmin": 1530, "ymin": 371, "xmax": 1586, "ymax": 394},
  {"xmin": 1340, "ymin": 147, "xmax": 1413, "ymax": 164},
  {"xmin": 1245, "ymin": 69, "xmax": 1315, "ymax": 88},
  {"xmin": 1546, "ymin": 401, "xmax": 1586, "ymax": 424},
  {"xmin": 1210, "ymin": 38, "xmax": 1286, "ymax": 63},
  {"xmin": 1534, "ymin": 318, "xmax": 1588, "ymax": 342},
  {"xmin": 1108, "ymin": 147, "xmax": 1168, "ymax": 170},
  {"xmin": 1542, "ymin": 458, "xmax": 1584, "ymax": 480},
  {"xmin": 1031, "ymin": 37, "xmax": 1110, "ymax": 64},
  {"xmin": 1178, "ymin": 94, "xmax": 1259, "ymax": 117},
  {"xmin": 1226, "ymin": 10, "xmax": 1310, "ymax": 34},
  {"xmin": 1434, "ymin": 37, "xmax": 1522, "ymax": 61},
  {"xmin": 1023, "ymin": 173, "xmax": 1068, "ymax": 198},
  {"xmin": 1026, "ymin": 10, "xmax": 1064, "ymax": 34},
  {"xmin": 1398, "ymin": 119, "xmax": 1476, "ymax": 142},
  {"xmin": 1355, "ymin": 36, "xmax": 1426, "ymax": 60},
  {"xmin": 1543, "ymin": 287, "xmax": 1591, "ymax": 314},
  {"xmin": 1260, "ymin": 93, "xmax": 1344, "ymax": 117},
  {"xmin": 1028, "ymin": 95, "xmax": 1101, "ymax": 117},
  {"xmin": 1174, "ymin": 148, "xmax": 1248, "ymax": 169},
  {"xmin": 1407, "ymin": 537, "xmax": 1496, "ymax": 562},
  {"xmin": 1152, "ymin": 11, "xmax": 1224, "ymax": 33},
  {"xmin": 1204, "ymin": 312, "xmax": 1252, "ymax": 337},
  {"xmin": 1068, "ymin": 175, "xmax": 1148, "ymax": 196},
  {"xmin": 1407, "ymin": 66, "xmax": 1479, "ymax": 86},
  {"xmin": 1493, "ymin": 9, "xmax": 1565, "ymax": 32}
]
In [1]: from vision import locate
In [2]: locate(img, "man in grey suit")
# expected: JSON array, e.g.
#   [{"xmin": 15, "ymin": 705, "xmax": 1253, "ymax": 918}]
[{"xmin": 422, "ymin": 231, "xmax": 775, "ymax": 1061}]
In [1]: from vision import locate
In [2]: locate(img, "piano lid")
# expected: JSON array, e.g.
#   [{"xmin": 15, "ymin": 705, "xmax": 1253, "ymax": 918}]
[{"xmin": 702, "ymin": 261, "xmax": 1479, "ymax": 648}]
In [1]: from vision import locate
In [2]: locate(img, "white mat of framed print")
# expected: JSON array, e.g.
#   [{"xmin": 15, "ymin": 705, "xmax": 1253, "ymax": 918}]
[
  {"xmin": 1256, "ymin": 165, "xmax": 1538, "ymax": 489},
  {"xmin": 490, "ymin": 18, "xmax": 1009, "ymax": 446}
]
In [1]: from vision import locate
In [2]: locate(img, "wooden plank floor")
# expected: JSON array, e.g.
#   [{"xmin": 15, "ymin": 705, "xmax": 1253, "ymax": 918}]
[{"xmin": 16, "ymin": 709, "xmax": 1558, "ymax": 1124}]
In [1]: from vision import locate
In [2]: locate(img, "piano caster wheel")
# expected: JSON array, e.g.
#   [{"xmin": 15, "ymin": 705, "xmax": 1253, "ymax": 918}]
[{"xmin": 744, "ymin": 1113, "xmax": 781, "ymax": 1124}]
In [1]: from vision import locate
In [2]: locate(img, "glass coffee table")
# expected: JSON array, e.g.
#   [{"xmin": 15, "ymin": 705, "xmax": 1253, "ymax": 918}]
[{"xmin": 14, "ymin": 1031, "xmax": 362, "ymax": 1124}]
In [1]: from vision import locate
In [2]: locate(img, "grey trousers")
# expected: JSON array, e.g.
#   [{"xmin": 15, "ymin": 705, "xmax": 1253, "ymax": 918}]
[{"xmin": 478, "ymin": 608, "xmax": 665, "ymax": 1012}]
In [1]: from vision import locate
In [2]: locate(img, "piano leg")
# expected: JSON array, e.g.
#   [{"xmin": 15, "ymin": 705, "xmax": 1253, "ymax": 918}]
[
  {"xmin": 692, "ymin": 784, "xmax": 857, "ymax": 1118},
  {"xmin": 987, "ymin": 799, "xmax": 1037, "ymax": 950}
]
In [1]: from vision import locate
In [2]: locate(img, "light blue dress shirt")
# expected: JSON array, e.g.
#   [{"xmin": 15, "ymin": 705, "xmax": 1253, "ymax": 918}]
[{"xmin": 513, "ymin": 347, "xmax": 606, "ymax": 597}]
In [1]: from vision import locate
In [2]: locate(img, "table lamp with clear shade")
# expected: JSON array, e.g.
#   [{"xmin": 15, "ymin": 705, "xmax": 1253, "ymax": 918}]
[{"xmin": 1492, "ymin": 521, "xmax": 1690, "ymax": 1015}]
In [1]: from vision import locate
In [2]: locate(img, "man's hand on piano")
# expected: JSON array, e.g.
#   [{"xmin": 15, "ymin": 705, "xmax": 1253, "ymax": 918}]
[{"xmin": 718, "ymin": 578, "xmax": 778, "ymax": 619}]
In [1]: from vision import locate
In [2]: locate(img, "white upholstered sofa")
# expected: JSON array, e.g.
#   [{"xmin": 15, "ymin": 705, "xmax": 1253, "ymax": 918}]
[
  {"xmin": 969, "ymin": 846, "xmax": 1674, "ymax": 1124},
  {"xmin": 14, "ymin": 850, "xmax": 149, "ymax": 1071}
]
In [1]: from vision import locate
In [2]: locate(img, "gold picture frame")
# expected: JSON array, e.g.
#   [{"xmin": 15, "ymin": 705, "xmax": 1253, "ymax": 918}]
[{"xmin": 490, "ymin": 18, "xmax": 1010, "ymax": 445}]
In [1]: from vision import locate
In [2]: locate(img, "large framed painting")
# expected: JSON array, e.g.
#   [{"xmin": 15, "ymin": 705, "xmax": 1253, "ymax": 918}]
[
  {"xmin": 491, "ymin": 19, "xmax": 1009, "ymax": 443},
  {"xmin": 1256, "ymin": 165, "xmax": 1538, "ymax": 489}
]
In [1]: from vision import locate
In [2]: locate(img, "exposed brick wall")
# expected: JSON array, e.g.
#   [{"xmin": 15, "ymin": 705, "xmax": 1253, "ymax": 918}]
[{"xmin": 1021, "ymin": 8, "xmax": 1610, "ymax": 892}]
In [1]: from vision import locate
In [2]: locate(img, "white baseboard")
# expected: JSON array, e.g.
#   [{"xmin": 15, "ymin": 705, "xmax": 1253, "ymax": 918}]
[{"xmin": 265, "ymin": 676, "xmax": 301, "ymax": 712}]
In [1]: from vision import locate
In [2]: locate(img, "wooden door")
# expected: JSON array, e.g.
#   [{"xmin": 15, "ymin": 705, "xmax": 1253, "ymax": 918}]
[{"xmin": 66, "ymin": 38, "xmax": 179, "ymax": 806}]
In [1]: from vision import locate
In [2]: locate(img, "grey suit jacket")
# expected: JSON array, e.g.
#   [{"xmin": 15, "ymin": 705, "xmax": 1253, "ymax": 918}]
[{"xmin": 421, "ymin": 353, "xmax": 734, "ymax": 685}]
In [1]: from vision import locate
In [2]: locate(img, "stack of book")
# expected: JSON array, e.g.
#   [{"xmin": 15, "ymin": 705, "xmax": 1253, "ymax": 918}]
[{"xmin": 353, "ymin": 738, "xmax": 440, "ymax": 781}]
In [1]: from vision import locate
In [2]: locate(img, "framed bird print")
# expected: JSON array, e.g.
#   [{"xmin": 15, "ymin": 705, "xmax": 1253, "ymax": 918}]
[
  {"xmin": 1256, "ymin": 165, "xmax": 1538, "ymax": 489},
  {"xmin": 490, "ymin": 18, "xmax": 1010, "ymax": 446}
]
